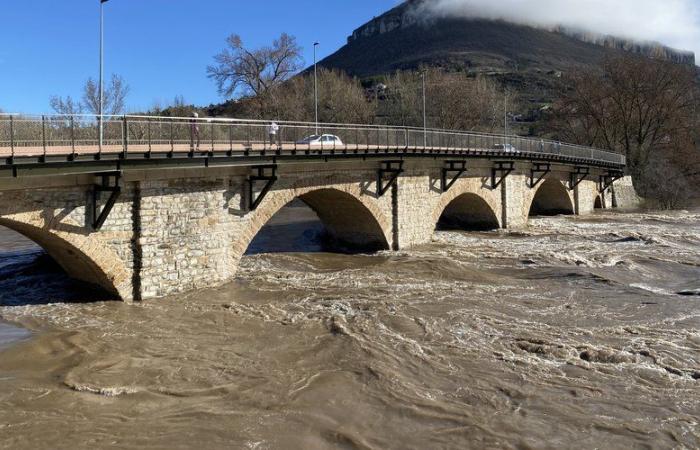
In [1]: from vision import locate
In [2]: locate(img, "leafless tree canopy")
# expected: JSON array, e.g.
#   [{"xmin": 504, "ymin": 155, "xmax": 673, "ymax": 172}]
[
  {"xmin": 50, "ymin": 74, "xmax": 130, "ymax": 116},
  {"xmin": 207, "ymin": 33, "xmax": 303, "ymax": 99},
  {"xmin": 83, "ymin": 75, "xmax": 130, "ymax": 115},
  {"xmin": 547, "ymin": 55, "xmax": 699, "ymax": 206},
  {"xmin": 49, "ymin": 96, "xmax": 84, "ymax": 116},
  {"xmin": 549, "ymin": 56, "xmax": 697, "ymax": 175},
  {"xmin": 231, "ymin": 68, "xmax": 375, "ymax": 124},
  {"xmin": 379, "ymin": 68, "xmax": 507, "ymax": 132}
]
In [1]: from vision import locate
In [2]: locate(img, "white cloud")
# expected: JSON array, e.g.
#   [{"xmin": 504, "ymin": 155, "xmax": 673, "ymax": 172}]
[{"xmin": 409, "ymin": 0, "xmax": 700, "ymax": 56}]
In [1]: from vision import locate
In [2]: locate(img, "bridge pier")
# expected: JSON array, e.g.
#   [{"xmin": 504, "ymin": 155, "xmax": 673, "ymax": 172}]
[{"xmin": 131, "ymin": 178, "xmax": 236, "ymax": 300}]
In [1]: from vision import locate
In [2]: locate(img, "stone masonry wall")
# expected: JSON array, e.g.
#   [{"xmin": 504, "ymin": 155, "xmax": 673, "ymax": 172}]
[
  {"xmin": 612, "ymin": 176, "xmax": 643, "ymax": 209},
  {"xmin": 135, "ymin": 178, "xmax": 235, "ymax": 300},
  {"xmin": 396, "ymin": 161, "xmax": 502, "ymax": 248},
  {"xmin": 0, "ymin": 185, "xmax": 133, "ymax": 300},
  {"xmin": 228, "ymin": 164, "xmax": 394, "ymax": 260},
  {"xmin": 0, "ymin": 160, "xmax": 632, "ymax": 302}
]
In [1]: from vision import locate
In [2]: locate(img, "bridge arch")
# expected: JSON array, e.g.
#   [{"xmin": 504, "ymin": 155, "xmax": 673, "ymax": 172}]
[
  {"xmin": 434, "ymin": 193, "xmax": 500, "ymax": 231},
  {"xmin": 594, "ymin": 195, "xmax": 604, "ymax": 209},
  {"xmin": 236, "ymin": 182, "xmax": 392, "ymax": 257},
  {"xmin": 431, "ymin": 181, "xmax": 502, "ymax": 232},
  {"xmin": 528, "ymin": 179, "xmax": 575, "ymax": 217},
  {"xmin": 0, "ymin": 216, "xmax": 131, "ymax": 301}
]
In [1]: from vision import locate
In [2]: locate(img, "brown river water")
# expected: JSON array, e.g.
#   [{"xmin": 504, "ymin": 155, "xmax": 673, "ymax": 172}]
[{"xmin": 0, "ymin": 205, "xmax": 699, "ymax": 449}]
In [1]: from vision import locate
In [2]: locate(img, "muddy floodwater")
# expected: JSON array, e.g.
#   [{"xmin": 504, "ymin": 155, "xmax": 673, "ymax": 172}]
[{"xmin": 0, "ymin": 206, "xmax": 699, "ymax": 449}]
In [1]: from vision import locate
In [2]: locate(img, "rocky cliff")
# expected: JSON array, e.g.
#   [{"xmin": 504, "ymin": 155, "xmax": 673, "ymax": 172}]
[{"xmin": 345, "ymin": 1, "xmax": 695, "ymax": 68}]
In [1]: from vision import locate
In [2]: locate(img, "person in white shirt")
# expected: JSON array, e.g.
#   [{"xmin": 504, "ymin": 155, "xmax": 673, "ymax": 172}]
[
  {"xmin": 190, "ymin": 112, "xmax": 201, "ymax": 151},
  {"xmin": 268, "ymin": 121, "xmax": 280, "ymax": 148}
]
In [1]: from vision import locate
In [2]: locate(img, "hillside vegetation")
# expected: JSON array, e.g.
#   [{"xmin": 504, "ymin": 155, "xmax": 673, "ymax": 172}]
[{"xmin": 166, "ymin": 5, "xmax": 700, "ymax": 206}]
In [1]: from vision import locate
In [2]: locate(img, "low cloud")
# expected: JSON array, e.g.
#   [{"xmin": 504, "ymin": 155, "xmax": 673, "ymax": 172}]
[{"xmin": 409, "ymin": 0, "xmax": 700, "ymax": 55}]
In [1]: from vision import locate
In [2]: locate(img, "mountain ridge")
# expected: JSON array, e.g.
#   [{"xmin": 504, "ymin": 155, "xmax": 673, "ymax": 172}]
[{"xmin": 320, "ymin": 0, "xmax": 695, "ymax": 79}]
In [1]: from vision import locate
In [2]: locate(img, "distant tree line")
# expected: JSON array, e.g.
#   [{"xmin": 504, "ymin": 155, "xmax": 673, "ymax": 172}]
[
  {"xmin": 50, "ymin": 74, "xmax": 130, "ymax": 116},
  {"xmin": 204, "ymin": 34, "xmax": 699, "ymax": 206},
  {"xmin": 44, "ymin": 32, "xmax": 697, "ymax": 208},
  {"xmin": 376, "ymin": 68, "xmax": 508, "ymax": 132},
  {"xmin": 205, "ymin": 33, "xmax": 508, "ymax": 133}
]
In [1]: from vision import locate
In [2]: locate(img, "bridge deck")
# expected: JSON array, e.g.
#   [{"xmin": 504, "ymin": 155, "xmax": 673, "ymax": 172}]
[{"xmin": 0, "ymin": 115, "xmax": 626, "ymax": 174}]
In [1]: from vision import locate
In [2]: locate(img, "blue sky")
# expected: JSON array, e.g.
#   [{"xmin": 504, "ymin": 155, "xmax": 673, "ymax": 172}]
[
  {"xmin": 3, "ymin": 1, "xmax": 698, "ymax": 114},
  {"xmin": 0, "ymin": 0, "xmax": 397, "ymax": 114}
]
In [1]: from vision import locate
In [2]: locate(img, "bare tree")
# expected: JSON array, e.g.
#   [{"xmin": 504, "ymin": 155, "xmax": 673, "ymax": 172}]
[
  {"xmin": 547, "ymin": 54, "xmax": 700, "ymax": 205},
  {"xmin": 380, "ymin": 70, "xmax": 422, "ymax": 127},
  {"xmin": 82, "ymin": 74, "xmax": 130, "ymax": 115},
  {"xmin": 50, "ymin": 74, "xmax": 130, "ymax": 116},
  {"xmin": 380, "ymin": 68, "xmax": 506, "ymax": 132},
  {"xmin": 207, "ymin": 33, "xmax": 303, "ymax": 100},
  {"xmin": 639, "ymin": 156, "xmax": 691, "ymax": 209},
  {"xmin": 309, "ymin": 68, "xmax": 376, "ymax": 124},
  {"xmin": 49, "ymin": 96, "xmax": 84, "ymax": 116},
  {"xmin": 231, "ymin": 67, "xmax": 375, "ymax": 124},
  {"xmin": 548, "ymin": 55, "xmax": 697, "ymax": 178}
]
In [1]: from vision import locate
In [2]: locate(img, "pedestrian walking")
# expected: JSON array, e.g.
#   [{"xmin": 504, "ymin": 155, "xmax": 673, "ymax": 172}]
[
  {"xmin": 191, "ymin": 112, "xmax": 201, "ymax": 151},
  {"xmin": 268, "ymin": 121, "xmax": 280, "ymax": 148}
]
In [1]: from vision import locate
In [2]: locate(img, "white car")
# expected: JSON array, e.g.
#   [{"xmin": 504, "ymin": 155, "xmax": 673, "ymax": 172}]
[
  {"xmin": 296, "ymin": 134, "xmax": 344, "ymax": 147},
  {"xmin": 493, "ymin": 143, "xmax": 517, "ymax": 152}
]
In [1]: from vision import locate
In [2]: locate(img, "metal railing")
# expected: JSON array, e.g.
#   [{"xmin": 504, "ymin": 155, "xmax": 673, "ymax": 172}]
[{"xmin": 0, "ymin": 114, "xmax": 626, "ymax": 166}]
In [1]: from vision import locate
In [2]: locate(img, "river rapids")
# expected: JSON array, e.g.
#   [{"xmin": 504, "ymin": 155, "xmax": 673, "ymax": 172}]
[{"xmin": 0, "ymin": 207, "xmax": 698, "ymax": 449}]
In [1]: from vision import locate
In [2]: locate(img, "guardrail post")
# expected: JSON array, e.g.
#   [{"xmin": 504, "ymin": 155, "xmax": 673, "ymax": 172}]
[
  {"xmin": 210, "ymin": 121, "xmax": 215, "ymax": 152},
  {"xmin": 122, "ymin": 115, "xmax": 128, "ymax": 158},
  {"xmin": 41, "ymin": 115, "xmax": 47, "ymax": 160},
  {"xmin": 9, "ymin": 115, "xmax": 14, "ymax": 160},
  {"xmin": 228, "ymin": 123, "xmax": 233, "ymax": 153},
  {"xmin": 170, "ymin": 121, "xmax": 175, "ymax": 155},
  {"xmin": 98, "ymin": 117, "xmax": 104, "ymax": 159},
  {"xmin": 147, "ymin": 118, "xmax": 152, "ymax": 157},
  {"xmin": 97, "ymin": 116, "xmax": 102, "ymax": 154},
  {"xmin": 70, "ymin": 116, "xmax": 76, "ymax": 160}
]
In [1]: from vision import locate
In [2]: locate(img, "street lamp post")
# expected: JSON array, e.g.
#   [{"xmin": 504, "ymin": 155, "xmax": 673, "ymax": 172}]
[
  {"xmin": 313, "ymin": 42, "xmax": 319, "ymax": 135},
  {"xmin": 99, "ymin": 0, "xmax": 109, "ymax": 149}
]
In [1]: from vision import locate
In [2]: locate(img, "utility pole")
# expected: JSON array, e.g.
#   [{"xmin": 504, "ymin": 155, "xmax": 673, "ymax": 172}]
[
  {"xmin": 313, "ymin": 42, "xmax": 319, "ymax": 135},
  {"xmin": 421, "ymin": 70, "xmax": 427, "ymax": 147},
  {"xmin": 99, "ymin": 0, "xmax": 109, "ymax": 149}
]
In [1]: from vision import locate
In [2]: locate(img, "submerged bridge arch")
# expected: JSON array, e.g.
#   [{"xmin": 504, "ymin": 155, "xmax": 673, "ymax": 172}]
[
  {"xmin": 431, "ymin": 181, "xmax": 502, "ymax": 232},
  {"xmin": 0, "ymin": 212, "xmax": 131, "ymax": 301},
  {"xmin": 233, "ymin": 178, "xmax": 393, "ymax": 257},
  {"xmin": 528, "ymin": 178, "xmax": 575, "ymax": 217}
]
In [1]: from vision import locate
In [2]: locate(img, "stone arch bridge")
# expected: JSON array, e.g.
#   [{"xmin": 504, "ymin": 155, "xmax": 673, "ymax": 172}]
[{"xmin": 0, "ymin": 115, "xmax": 636, "ymax": 301}]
